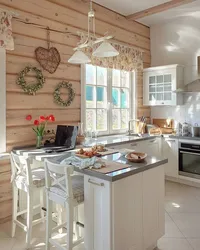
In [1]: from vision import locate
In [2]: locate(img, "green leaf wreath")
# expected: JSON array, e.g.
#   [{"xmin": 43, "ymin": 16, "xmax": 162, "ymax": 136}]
[
  {"xmin": 53, "ymin": 81, "xmax": 75, "ymax": 107},
  {"xmin": 16, "ymin": 66, "xmax": 45, "ymax": 95}
]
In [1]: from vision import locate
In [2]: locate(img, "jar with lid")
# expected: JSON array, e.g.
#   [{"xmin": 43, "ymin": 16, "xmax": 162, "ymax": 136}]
[{"xmin": 182, "ymin": 122, "xmax": 190, "ymax": 136}]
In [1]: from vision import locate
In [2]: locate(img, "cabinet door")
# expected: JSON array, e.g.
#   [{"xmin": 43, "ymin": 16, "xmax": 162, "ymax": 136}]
[
  {"xmin": 112, "ymin": 173, "xmax": 143, "ymax": 250},
  {"xmin": 141, "ymin": 138, "xmax": 161, "ymax": 157},
  {"xmin": 163, "ymin": 139, "xmax": 178, "ymax": 178},
  {"xmin": 84, "ymin": 175, "xmax": 112, "ymax": 250},
  {"xmin": 143, "ymin": 166, "xmax": 165, "ymax": 249},
  {"xmin": 143, "ymin": 68, "xmax": 177, "ymax": 106}
]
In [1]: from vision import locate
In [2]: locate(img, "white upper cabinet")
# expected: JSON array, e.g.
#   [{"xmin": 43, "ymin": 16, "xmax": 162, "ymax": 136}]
[{"xmin": 143, "ymin": 64, "xmax": 184, "ymax": 106}]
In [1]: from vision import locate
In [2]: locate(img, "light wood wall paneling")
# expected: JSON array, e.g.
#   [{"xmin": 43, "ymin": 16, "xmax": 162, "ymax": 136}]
[
  {"xmin": 6, "ymin": 109, "xmax": 81, "ymax": 127},
  {"xmin": 6, "ymin": 75, "xmax": 81, "ymax": 94},
  {"xmin": 0, "ymin": 0, "xmax": 150, "ymax": 223},
  {"xmin": 1, "ymin": 1, "xmax": 150, "ymax": 50},
  {"xmin": 7, "ymin": 54, "xmax": 80, "ymax": 81},
  {"xmin": 47, "ymin": 0, "xmax": 150, "ymax": 38}
]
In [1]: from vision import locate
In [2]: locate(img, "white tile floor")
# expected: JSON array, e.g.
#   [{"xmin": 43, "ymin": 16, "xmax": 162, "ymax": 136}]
[{"xmin": 1, "ymin": 181, "xmax": 200, "ymax": 250}]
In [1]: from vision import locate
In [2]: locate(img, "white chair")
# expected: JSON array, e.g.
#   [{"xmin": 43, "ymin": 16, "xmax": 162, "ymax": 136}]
[
  {"xmin": 10, "ymin": 152, "xmax": 45, "ymax": 248},
  {"xmin": 44, "ymin": 158, "xmax": 84, "ymax": 250}
]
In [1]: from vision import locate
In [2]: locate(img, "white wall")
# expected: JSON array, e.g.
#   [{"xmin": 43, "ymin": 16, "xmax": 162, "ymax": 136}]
[{"xmin": 150, "ymin": 15, "xmax": 200, "ymax": 125}]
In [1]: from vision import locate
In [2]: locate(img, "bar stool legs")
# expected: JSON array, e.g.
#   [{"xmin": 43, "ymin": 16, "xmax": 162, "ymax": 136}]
[
  {"xmin": 46, "ymin": 197, "xmax": 52, "ymax": 250},
  {"xmin": 11, "ymin": 186, "xmax": 18, "ymax": 238},
  {"xmin": 26, "ymin": 190, "xmax": 33, "ymax": 248}
]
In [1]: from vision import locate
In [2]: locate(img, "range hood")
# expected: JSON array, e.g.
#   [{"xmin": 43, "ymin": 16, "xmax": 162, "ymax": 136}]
[{"xmin": 173, "ymin": 79, "xmax": 200, "ymax": 93}]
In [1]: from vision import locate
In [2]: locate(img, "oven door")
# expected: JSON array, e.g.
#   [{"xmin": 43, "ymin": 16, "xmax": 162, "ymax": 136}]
[{"xmin": 179, "ymin": 149, "xmax": 200, "ymax": 179}]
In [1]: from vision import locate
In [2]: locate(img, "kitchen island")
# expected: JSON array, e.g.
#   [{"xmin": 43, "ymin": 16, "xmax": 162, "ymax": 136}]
[
  {"xmin": 55, "ymin": 152, "xmax": 168, "ymax": 250},
  {"xmin": 14, "ymin": 144, "xmax": 167, "ymax": 250}
]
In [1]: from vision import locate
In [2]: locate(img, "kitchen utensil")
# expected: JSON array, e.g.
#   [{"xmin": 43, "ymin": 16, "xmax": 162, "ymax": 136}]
[{"xmin": 125, "ymin": 152, "xmax": 147, "ymax": 163}]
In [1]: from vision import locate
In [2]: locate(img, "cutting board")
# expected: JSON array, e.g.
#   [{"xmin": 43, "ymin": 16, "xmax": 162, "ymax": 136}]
[{"xmin": 153, "ymin": 119, "xmax": 174, "ymax": 129}]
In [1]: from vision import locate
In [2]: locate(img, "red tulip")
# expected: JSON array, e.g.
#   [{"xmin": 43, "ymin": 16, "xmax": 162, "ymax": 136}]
[
  {"xmin": 39, "ymin": 116, "xmax": 46, "ymax": 122},
  {"xmin": 45, "ymin": 116, "xmax": 49, "ymax": 121},
  {"xmin": 49, "ymin": 115, "xmax": 55, "ymax": 122},
  {"xmin": 34, "ymin": 120, "xmax": 40, "ymax": 126},
  {"xmin": 26, "ymin": 115, "xmax": 32, "ymax": 121}
]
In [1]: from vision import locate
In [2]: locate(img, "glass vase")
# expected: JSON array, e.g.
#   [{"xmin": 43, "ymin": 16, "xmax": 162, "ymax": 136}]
[{"xmin": 36, "ymin": 136, "xmax": 43, "ymax": 148}]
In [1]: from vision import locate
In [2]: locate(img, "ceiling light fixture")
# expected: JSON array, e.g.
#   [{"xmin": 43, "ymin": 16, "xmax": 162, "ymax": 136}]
[{"xmin": 68, "ymin": 1, "xmax": 119, "ymax": 64}]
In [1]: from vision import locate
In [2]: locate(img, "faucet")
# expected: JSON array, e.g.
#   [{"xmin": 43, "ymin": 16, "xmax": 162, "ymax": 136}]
[{"xmin": 128, "ymin": 119, "xmax": 139, "ymax": 135}]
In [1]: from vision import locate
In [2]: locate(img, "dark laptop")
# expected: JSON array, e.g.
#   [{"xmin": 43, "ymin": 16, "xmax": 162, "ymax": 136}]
[{"xmin": 44, "ymin": 125, "xmax": 78, "ymax": 153}]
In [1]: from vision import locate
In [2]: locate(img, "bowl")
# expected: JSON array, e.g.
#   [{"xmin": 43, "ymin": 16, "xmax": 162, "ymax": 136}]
[{"xmin": 125, "ymin": 152, "xmax": 147, "ymax": 163}]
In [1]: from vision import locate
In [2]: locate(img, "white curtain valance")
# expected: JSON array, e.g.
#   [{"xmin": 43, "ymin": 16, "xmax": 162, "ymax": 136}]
[
  {"xmin": 84, "ymin": 43, "xmax": 143, "ymax": 72},
  {"xmin": 0, "ymin": 11, "xmax": 14, "ymax": 50}
]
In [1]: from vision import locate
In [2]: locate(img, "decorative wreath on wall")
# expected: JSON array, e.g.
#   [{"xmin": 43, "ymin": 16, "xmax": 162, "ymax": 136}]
[
  {"xmin": 16, "ymin": 66, "xmax": 45, "ymax": 95},
  {"xmin": 53, "ymin": 81, "xmax": 75, "ymax": 107}
]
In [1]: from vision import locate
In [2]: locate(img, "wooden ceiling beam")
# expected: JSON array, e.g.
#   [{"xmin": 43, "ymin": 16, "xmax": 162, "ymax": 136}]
[{"xmin": 126, "ymin": 0, "xmax": 196, "ymax": 20}]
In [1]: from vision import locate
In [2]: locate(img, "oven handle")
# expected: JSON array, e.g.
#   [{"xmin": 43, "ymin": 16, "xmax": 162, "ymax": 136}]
[{"xmin": 180, "ymin": 151, "xmax": 200, "ymax": 156}]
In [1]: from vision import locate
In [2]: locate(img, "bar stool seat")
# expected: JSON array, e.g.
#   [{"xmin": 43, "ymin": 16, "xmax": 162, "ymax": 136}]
[
  {"xmin": 14, "ymin": 168, "xmax": 45, "ymax": 191},
  {"xmin": 50, "ymin": 175, "xmax": 84, "ymax": 204}
]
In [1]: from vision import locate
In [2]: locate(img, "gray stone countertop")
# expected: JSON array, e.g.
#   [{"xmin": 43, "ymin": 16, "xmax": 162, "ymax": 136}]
[
  {"xmin": 85, "ymin": 134, "xmax": 157, "ymax": 147},
  {"xmin": 55, "ymin": 152, "xmax": 168, "ymax": 182}
]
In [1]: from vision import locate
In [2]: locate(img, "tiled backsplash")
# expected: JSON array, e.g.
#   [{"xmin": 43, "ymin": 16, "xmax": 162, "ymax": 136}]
[{"xmin": 151, "ymin": 93, "xmax": 200, "ymax": 126}]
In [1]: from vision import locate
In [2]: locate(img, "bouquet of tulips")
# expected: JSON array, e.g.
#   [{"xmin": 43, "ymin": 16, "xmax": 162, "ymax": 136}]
[{"xmin": 26, "ymin": 114, "xmax": 55, "ymax": 137}]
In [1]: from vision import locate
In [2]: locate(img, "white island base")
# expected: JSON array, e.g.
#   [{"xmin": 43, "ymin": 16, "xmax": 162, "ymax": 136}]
[{"xmin": 84, "ymin": 165, "xmax": 165, "ymax": 250}]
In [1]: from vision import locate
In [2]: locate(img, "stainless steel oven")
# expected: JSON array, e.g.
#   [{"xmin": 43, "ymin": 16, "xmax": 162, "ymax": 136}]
[{"xmin": 179, "ymin": 141, "xmax": 200, "ymax": 179}]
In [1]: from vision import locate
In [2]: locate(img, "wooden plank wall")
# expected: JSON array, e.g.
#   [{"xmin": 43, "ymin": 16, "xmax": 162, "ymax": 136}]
[{"xmin": 0, "ymin": 0, "xmax": 151, "ymax": 223}]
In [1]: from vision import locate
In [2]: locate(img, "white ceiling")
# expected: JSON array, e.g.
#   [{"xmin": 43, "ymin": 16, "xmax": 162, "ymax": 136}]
[
  {"xmin": 94, "ymin": 0, "xmax": 171, "ymax": 16},
  {"xmin": 94, "ymin": 0, "xmax": 200, "ymax": 27}
]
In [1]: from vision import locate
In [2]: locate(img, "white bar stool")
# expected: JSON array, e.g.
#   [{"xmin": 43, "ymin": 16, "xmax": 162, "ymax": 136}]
[
  {"xmin": 44, "ymin": 159, "xmax": 84, "ymax": 250},
  {"xmin": 10, "ymin": 152, "xmax": 46, "ymax": 249}
]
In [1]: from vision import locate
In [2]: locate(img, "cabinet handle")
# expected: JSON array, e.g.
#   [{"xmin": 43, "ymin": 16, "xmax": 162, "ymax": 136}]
[
  {"xmin": 88, "ymin": 179, "xmax": 104, "ymax": 187},
  {"xmin": 130, "ymin": 143, "xmax": 137, "ymax": 147},
  {"xmin": 166, "ymin": 139, "xmax": 176, "ymax": 142}
]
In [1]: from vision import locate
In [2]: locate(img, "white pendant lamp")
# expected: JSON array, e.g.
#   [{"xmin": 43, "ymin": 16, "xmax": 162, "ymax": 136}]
[
  {"xmin": 92, "ymin": 41, "xmax": 119, "ymax": 58},
  {"xmin": 68, "ymin": 50, "xmax": 91, "ymax": 64}
]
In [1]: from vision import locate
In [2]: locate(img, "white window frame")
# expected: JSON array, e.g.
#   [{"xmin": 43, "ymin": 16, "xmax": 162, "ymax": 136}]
[
  {"xmin": 0, "ymin": 48, "xmax": 6, "ymax": 153},
  {"xmin": 81, "ymin": 64, "xmax": 136, "ymax": 136}
]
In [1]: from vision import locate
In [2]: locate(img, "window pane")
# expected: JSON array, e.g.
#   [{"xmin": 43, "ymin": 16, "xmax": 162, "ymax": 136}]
[
  {"xmin": 121, "ymin": 71, "xmax": 129, "ymax": 88},
  {"xmin": 97, "ymin": 87, "xmax": 107, "ymax": 108},
  {"xmin": 121, "ymin": 109, "xmax": 129, "ymax": 129},
  {"xmin": 149, "ymin": 85, "xmax": 156, "ymax": 92},
  {"xmin": 112, "ymin": 69, "xmax": 120, "ymax": 87},
  {"xmin": 121, "ymin": 88, "xmax": 129, "ymax": 108},
  {"xmin": 156, "ymin": 75, "xmax": 163, "ymax": 83},
  {"xmin": 164, "ymin": 74, "xmax": 172, "ymax": 83},
  {"xmin": 112, "ymin": 88, "xmax": 120, "ymax": 108},
  {"xmin": 164, "ymin": 92, "xmax": 172, "ymax": 101},
  {"xmin": 97, "ymin": 67, "xmax": 107, "ymax": 86},
  {"xmin": 157, "ymin": 84, "xmax": 164, "ymax": 92},
  {"xmin": 97, "ymin": 109, "xmax": 107, "ymax": 131},
  {"xmin": 86, "ymin": 64, "xmax": 96, "ymax": 85},
  {"xmin": 86, "ymin": 85, "xmax": 96, "ymax": 108},
  {"xmin": 86, "ymin": 109, "xmax": 96, "ymax": 130},
  {"xmin": 149, "ymin": 93, "xmax": 156, "ymax": 101},
  {"xmin": 156, "ymin": 93, "xmax": 163, "ymax": 101},
  {"xmin": 149, "ymin": 76, "xmax": 155, "ymax": 84},
  {"xmin": 112, "ymin": 109, "xmax": 120, "ymax": 130}
]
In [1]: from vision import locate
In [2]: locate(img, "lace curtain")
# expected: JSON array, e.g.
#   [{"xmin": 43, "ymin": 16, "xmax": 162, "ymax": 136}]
[
  {"xmin": 0, "ymin": 10, "xmax": 14, "ymax": 50},
  {"xmin": 84, "ymin": 43, "xmax": 143, "ymax": 71}
]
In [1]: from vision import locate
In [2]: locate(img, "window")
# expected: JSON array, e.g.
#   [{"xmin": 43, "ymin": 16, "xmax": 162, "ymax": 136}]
[
  {"xmin": 82, "ymin": 64, "xmax": 136, "ymax": 135},
  {"xmin": 0, "ymin": 48, "xmax": 6, "ymax": 153}
]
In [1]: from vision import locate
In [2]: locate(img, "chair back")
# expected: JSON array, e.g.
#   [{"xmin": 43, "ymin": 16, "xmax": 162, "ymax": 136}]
[
  {"xmin": 44, "ymin": 159, "xmax": 74, "ymax": 199},
  {"xmin": 10, "ymin": 152, "xmax": 33, "ymax": 186}
]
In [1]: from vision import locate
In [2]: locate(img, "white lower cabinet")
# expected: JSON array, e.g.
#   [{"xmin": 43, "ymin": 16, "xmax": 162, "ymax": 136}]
[
  {"xmin": 162, "ymin": 138, "xmax": 178, "ymax": 178},
  {"xmin": 84, "ymin": 166, "xmax": 165, "ymax": 250},
  {"xmin": 109, "ymin": 138, "xmax": 161, "ymax": 158}
]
